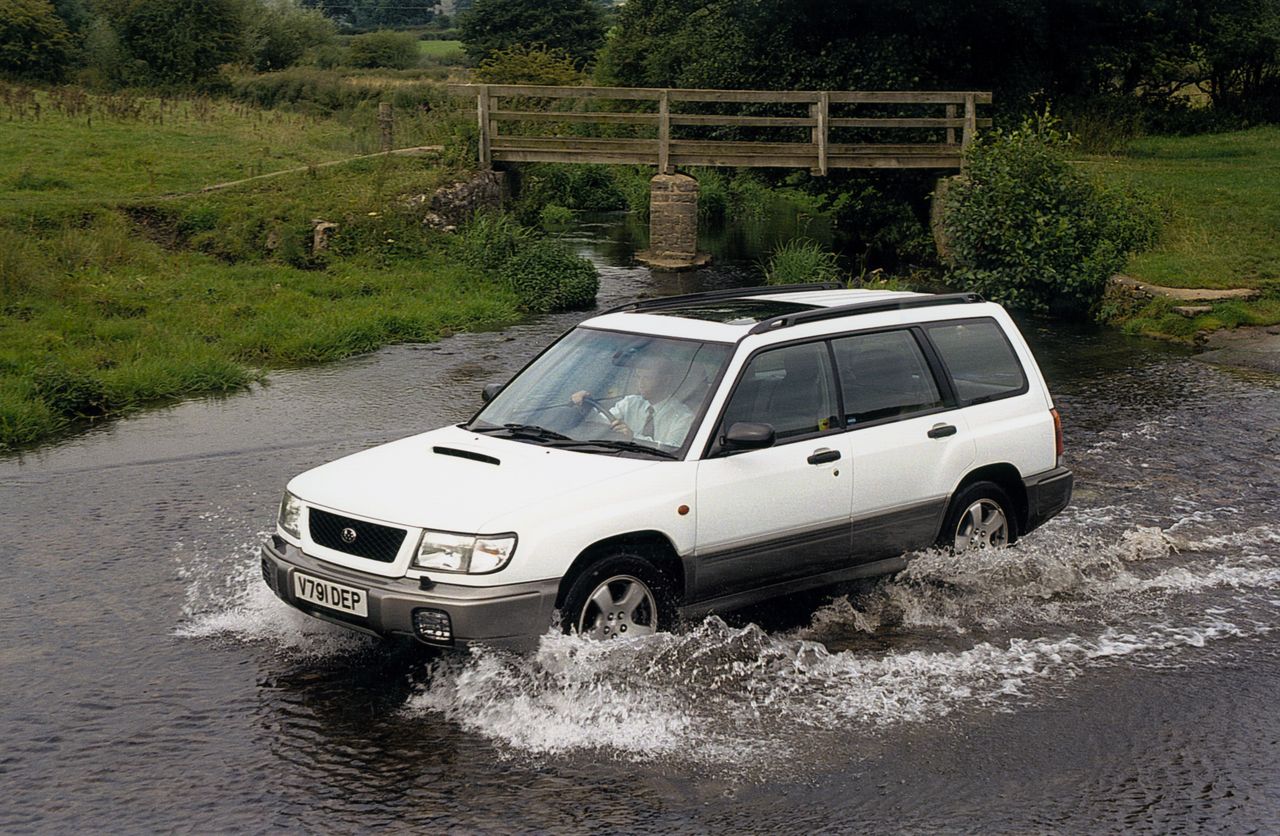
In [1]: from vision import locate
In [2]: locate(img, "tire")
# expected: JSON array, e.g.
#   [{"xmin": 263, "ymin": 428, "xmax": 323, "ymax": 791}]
[
  {"xmin": 939, "ymin": 481, "xmax": 1017, "ymax": 552},
  {"xmin": 560, "ymin": 553, "xmax": 676, "ymax": 640}
]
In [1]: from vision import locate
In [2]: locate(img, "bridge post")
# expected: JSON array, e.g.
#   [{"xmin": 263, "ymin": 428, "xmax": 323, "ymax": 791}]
[{"xmin": 636, "ymin": 173, "xmax": 709, "ymax": 270}]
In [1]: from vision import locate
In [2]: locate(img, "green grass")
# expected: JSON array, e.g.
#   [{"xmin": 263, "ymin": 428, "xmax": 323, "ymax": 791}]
[
  {"xmin": 1080, "ymin": 127, "xmax": 1280, "ymax": 340},
  {"xmin": 0, "ymin": 85, "xmax": 519, "ymax": 451},
  {"xmin": 417, "ymin": 39, "xmax": 465, "ymax": 63},
  {"xmin": 1081, "ymin": 127, "xmax": 1280, "ymax": 290}
]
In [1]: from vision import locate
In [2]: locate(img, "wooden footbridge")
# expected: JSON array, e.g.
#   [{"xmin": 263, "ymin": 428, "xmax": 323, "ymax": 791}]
[{"xmin": 450, "ymin": 84, "xmax": 992, "ymax": 266}]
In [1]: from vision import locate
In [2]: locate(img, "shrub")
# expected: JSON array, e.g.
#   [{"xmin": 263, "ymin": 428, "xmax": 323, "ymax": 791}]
[
  {"xmin": 538, "ymin": 203, "xmax": 573, "ymax": 229},
  {"xmin": 108, "ymin": 0, "xmax": 245, "ymax": 87},
  {"xmin": 499, "ymin": 238, "xmax": 599, "ymax": 312},
  {"xmin": 460, "ymin": 0, "xmax": 603, "ymax": 68},
  {"xmin": 512, "ymin": 163, "xmax": 627, "ymax": 223},
  {"xmin": 473, "ymin": 43, "xmax": 584, "ymax": 84},
  {"xmin": 762, "ymin": 239, "xmax": 842, "ymax": 285},
  {"xmin": 942, "ymin": 113, "xmax": 1163, "ymax": 318},
  {"xmin": 454, "ymin": 211, "xmax": 531, "ymax": 271},
  {"xmin": 0, "ymin": 0, "xmax": 72, "ymax": 80},
  {"xmin": 347, "ymin": 30, "xmax": 419, "ymax": 70},
  {"xmin": 247, "ymin": 0, "xmax": 336, "ymax": 72}
]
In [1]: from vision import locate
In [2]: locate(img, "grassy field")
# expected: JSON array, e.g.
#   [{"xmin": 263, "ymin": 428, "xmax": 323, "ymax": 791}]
[
  {"xmin": 0, "ymin": 84, "xmax": 518, "ymax": 451},
  {"xmin": 418, "ymin": 39, "xmax": 465, "ymax": 63},
  {"xmin": 1081, "ymin": 127, "xmax": 1280, "ymax": 338}
]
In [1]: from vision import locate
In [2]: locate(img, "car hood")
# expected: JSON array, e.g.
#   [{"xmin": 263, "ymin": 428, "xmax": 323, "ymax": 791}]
[{"xmin": 287, "ymin": 425, "xmax": 662, "ymax": 532}]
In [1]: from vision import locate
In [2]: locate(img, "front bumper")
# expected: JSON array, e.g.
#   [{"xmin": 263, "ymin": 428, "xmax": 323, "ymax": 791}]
[
  {"xmin": 1022, "ymin": 466, "xmax": 1074, "ymax": 533},
  {"xmin": 260, "ymin": 537, "xmax": 560, "ymax": 651}
]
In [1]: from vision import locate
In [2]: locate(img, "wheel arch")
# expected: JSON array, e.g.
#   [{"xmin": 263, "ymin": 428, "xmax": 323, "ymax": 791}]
[
  {"xmin": 947, "ymin": 463, "xmax": 1028, "ymax": 541},
  {"xmin": 555, "ymin": 530, "xmax": 686, "ymax": 611}
]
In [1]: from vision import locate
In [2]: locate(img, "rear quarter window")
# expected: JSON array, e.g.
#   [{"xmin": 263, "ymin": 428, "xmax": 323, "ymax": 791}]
[{"xmin": 926, "ymin": 319, "xmax": 1028, "ymax": 404}]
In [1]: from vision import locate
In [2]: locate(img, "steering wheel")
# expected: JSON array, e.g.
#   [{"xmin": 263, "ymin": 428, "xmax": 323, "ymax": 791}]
[{"xmin": 580, "ymin": 395, "xmax": 615, "ymax": 425}]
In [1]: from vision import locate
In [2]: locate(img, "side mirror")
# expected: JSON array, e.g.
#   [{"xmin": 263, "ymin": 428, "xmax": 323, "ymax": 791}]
[
  {"xmin": 721, "ymin": 421, "xmax": 776, "ymax": 451},
  {"xmin": 481, "ymin": 383, "xmax": 503, "ymax": 403}
]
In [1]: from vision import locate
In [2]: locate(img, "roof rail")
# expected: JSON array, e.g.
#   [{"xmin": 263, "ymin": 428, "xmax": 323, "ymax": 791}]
[
  {"xmin": 746, "ymin": 292, "xmax": 984, "ymax": 335},
  {"xmin": 601, "ymin": 282, "xmax": 843, "ymax": 315}
]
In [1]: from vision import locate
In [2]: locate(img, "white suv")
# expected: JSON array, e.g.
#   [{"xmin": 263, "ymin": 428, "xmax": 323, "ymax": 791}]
[{"xmin": 262, "ymin": 284, "xmax": 1072, "ymax": 648}]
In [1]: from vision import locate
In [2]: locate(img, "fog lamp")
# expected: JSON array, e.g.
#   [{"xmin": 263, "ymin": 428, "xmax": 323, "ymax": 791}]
[{"xmin": 413, "ymin": 608, "xmax": 453, "ymax": 644}]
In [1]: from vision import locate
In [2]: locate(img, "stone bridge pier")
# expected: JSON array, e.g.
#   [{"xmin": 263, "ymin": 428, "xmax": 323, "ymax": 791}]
[{"xmin": 636, "ymin": 173, "xmax": 710, "ymax": 270}]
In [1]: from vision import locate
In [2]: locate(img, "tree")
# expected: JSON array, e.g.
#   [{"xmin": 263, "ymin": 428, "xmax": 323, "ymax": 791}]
[
  {"xmin": 0, "ymin": 0, "xmax": 72, "ymax": 79},
  {"xmin": 304, "ymin": 0, "xmax": 440, "ymax": 29},
  {"xmin": 346, "ymin": 28, "xmax": 418, "ymax": 68},
  {"xmin": 248, "ymin": 0, "xmax": 335, "ymax": 72},
  {"xmin": 104, "ymin": 0, "xmax": 245, "ymax": 86},
  {"xmin": 460, "ymin": 0, "xmax": 603, "ymax": 68}
]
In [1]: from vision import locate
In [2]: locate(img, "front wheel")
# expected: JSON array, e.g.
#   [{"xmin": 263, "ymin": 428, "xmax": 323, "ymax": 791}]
[
  {"xmin": 940, "ymin": 481, "xmax": 1016, "ymax": 552},
  {"xmin": 560, "ymin": 554, "xmax": 675, "ymax": 640}
]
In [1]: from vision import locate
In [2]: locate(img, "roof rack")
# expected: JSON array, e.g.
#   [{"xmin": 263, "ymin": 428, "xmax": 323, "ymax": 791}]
[
  {"xmin": 746, "ymin": 292, "xmax": 984, "ymax": 335},
  {"xmin": 601, "ymin": 282, "xmax": 842, "ymax": 315}
]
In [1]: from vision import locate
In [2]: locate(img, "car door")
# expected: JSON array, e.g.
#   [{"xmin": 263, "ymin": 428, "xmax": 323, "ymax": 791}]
[
  {"xmin": 694, "ymin": 340, "xmax": 854, "ymax": 599},
  {"xmin": 831, "ymin": 328, "xmax": 976, "ymax": 561}
]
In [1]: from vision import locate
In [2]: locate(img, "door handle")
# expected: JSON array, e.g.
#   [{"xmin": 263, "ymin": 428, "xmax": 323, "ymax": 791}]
[
  {"xmin": 927, "ymin": 423, "xmax": 957, "ymax": 439},
  {"xmin": 807, "ymin": 448, "xmax": 841, "ymax": 465}
]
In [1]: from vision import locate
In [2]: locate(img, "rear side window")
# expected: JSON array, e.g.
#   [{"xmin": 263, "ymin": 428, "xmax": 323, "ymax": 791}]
[
  {"xmin": 926, "ymin": 319, "xmax": 1027, "ymax": 403},
  {"xmin": 719, "ymin": 341, "xmax": 838, "ymax": 441},
  {"xmin": 831, "ymin": 329, "xmax": 942, "ymax": 426}
]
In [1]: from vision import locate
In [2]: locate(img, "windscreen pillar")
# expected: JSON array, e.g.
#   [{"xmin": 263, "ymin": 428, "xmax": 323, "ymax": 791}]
[{"xmin": 637, "ymin": 173, "xmax": 710, "ymax": 271}]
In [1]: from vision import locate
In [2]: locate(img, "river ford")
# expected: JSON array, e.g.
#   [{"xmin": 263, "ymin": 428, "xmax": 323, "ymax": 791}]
[{"xmin": 2, "ymin": 215, "xmax": 1278, "ymax": 832}]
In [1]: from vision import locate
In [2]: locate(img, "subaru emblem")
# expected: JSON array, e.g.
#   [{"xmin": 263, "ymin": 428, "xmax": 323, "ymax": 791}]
[{"xmin": 341, "ymin": 527, "xmax": 358, "ymax": 544}]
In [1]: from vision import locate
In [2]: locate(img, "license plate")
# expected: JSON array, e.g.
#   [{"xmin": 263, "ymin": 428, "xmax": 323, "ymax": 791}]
[{"xmin": 293, "ymin": 572, "xmax": 368, "ymax": 617}]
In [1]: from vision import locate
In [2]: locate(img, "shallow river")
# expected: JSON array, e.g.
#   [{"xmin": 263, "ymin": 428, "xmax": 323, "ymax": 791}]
[{"xmin": 3, "ymin": 216, "xmax": 1279, "ymax": 832}]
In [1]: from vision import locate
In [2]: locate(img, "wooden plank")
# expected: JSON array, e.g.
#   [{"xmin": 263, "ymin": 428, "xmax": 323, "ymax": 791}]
[
  {"xmin": 816, "ymin": 91, "xmax": 829, "ymax": 176},
  {"xmin": 668, "ymin": 140, "xmax": 819, "ymax": 155},
  {"xmin": 492, "ymin": 150, "xmax": 659, "ymax": 165},
  {"xmin": 946, "ymin": 104, "xmax": 956, "ymax": 145},
  {"xmin": 963, "ymin": 93, "xmax": 977, "ymax": 151},
  {"xmin": 477, "ymin": 87, "xmax": 490, "ymax": 168},
  {"xmin": 493, "ymin": 136, "xmax": 657, "ymax": 152},
  {"xmin": 827, "ymin": 91, "xmax": 993, "ymax": 104},
  {"xmin": 828, "ymin": 143, "xmax": 963, "ymax": 155},
  {"xmin": 489, "ymin": 110, "xmax": 658, "ymax": 124},
  {"xmin": 481, "ymin": 84, "xmax": 664, "ymax": 100},
  {"xmin": 658, "ymin": 89, "xmax": 671, "ymax": 174},
  {"xmin": 829, "ymin": 156, "xmax": 965, "ymax": 169},
  {"xmin": 666, "ymin": 88, "xmax": 824, "ymax": 103},
  {"xmin": 671, "ymin": 153, "xmax": 820, "ymax": 168},
  {"xmin": 668, "ymin": 114, "xmax": 816, "ymax": 127}
]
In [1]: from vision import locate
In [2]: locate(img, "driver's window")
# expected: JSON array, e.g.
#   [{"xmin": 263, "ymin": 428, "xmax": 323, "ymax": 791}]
[{"xmin": 720, "ymin": 342, "xmax": 838, "ymax": 442}]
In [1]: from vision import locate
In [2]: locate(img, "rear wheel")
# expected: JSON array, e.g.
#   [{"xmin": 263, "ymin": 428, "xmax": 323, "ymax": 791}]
[
  {"xmin": 561, "ymin": 554, "xmax": 674, "ymax": 639},
  {"xmin": 940, "ymin": 481, "xmax": 1016, "ymax": 552}
]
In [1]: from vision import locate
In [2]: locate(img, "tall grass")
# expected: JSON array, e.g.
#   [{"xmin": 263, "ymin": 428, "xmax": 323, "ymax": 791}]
[{"xmin": 762, "ymin": 239, "xmax": 843, "ymax": 285}]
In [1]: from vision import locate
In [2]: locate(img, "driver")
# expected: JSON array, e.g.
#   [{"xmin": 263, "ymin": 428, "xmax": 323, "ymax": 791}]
[{"xmin": 571, "ymin": 355, "xmax": 694, "ymax": 448}]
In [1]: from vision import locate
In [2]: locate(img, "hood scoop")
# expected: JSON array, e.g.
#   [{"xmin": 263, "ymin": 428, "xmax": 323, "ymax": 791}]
[{"xmin": 432, "ymin": 446, "xmax": 501, "ymax": 466}]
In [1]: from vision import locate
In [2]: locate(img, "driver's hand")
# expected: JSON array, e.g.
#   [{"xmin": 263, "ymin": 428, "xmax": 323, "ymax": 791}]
[
  {"xmin": 570, "ymin": 390, "xmax": 589, "ymax": 406},
  {"xmin": 610, "ymin": 418, "xmax": 633, "ymax": 439}
]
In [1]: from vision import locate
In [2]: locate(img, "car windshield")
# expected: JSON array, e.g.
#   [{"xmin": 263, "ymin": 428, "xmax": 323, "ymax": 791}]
[{"xmin": 468, "ymin": 327, "xmax": 733, "ymax": 457}]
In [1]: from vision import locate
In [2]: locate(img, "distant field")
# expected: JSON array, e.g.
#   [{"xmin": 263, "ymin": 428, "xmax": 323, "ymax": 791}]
[
  {"xmin": 1082, "ymin": 127, "xmax": 1280, "ymax": 290},
  {"xmin": 418, "ymin": 39, "xmax": 465, "ymax": 63}
]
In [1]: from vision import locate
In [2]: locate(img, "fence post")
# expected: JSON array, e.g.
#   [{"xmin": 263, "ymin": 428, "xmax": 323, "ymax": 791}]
[
  {"xmin": 477, "ymin": 85, "xmax": 491, "ymax": 169},
  {"xmin": 658, "ymin": 89, "xmax": 671, "ymax": 174},
  {"xmin": 962, "ymin": 94, "xmax": 976, "ymax": 150},
  {"xmin": 378, "ymin": 102, "xmax": 394, "ymax": 152},
  {"xmin": 817, "ymin": 91, "xmax": 829, "ymax": 176},
  {"xmin": 946, "ymin": 104, "xmax": 956, "ymax": 146}
]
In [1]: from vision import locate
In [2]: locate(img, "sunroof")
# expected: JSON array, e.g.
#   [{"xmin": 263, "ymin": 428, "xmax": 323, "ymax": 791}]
[{"xmin": 645, "ymin": 298, "xmax": 820, "ymax": 325}]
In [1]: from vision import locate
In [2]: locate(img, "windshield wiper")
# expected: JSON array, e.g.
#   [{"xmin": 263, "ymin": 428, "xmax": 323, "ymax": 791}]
[
  {"xmin": 472, "ymin": 423, "xmax": 572, "ymax": 442},
  {"xmin": 554, "ymin": 439, "xmax": 679, "ymax": 460}
]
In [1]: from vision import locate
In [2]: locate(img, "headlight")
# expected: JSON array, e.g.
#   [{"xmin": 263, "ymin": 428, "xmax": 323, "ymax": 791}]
[
  {"xmin": 414, "ymin": 530, "xmax": 516, "ymax": 574},
  {"xmin": 278, "ymin": 492, "xmax": 305, "ymax": 540}
]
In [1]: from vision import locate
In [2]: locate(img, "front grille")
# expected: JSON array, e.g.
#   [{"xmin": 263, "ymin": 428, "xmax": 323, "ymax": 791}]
[
  {"xmin": 261, "ymin": 556, "xmax": 277, "ymax": 593},
  {"xmin": 309, "ymin": 508, "xmax": 407, "ymax": 563}
]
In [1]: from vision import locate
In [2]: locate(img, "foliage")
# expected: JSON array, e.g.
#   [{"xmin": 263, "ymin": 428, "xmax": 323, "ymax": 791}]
[
  {"xmin": 942, "ymin": 114, "xmax": 1162, "ymax": 317},
  {"xmin": 346, "ymin": 29, "xmax": 419, "ymax": 69},
  {"xmin": 473, "ymin": 43, "xmax": 584, "ymax": 85},
  {"xmin": 94, "ymin": 0, "xmax": 245, "ymax": 87},
  {"xmin": 763, "ymin": 239, "xmax": 842, "ymax": 285},
  {"xmin": 453, "ymin": 211, "xmax": 531, "ymax": 271},
  {"xmin": 0, "ymin": 0, "xmax": 72, "ymax": 80},
  {"xmin": 498, "ymin": 237, "xmax": 599, "ymax": 312},
  {"xmin": 538, "ymin": 203, "xmax": 573, "ymax": 229},
  {"xmin": 246, "ymin": 0, "xmax": 336, "ymax": 72},
  {"xmin": 303, "ymin": 0, "xmax": 440, "ymax": 29},
  {"xmin": 511, "ymin": 163, "xmax": 627, "ymax": 223},
  {"xmin": 460, "ymin": 0, "xmax": 603, "ymax": 68}
]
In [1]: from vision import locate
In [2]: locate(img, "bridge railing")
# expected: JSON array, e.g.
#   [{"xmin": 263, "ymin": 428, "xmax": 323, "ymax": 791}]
[{"xmin": 453, "ymin": 84, "xmax": 993, "ymax": 174}]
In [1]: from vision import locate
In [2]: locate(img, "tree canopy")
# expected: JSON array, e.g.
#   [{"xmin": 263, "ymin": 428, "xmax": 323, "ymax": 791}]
[{"xmin": 460, "ymin": 0, "xmax": 604, "ymax": 68}]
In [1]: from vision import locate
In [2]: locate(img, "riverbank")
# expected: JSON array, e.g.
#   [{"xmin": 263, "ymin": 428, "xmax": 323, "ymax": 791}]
[
  {"xmin": 1081, "ymin": 127, "xmax": 1280, "ymax": 341},
  {"xmin": 0, "ymin": 86, "xmax": 520, "ymax": 451}
]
